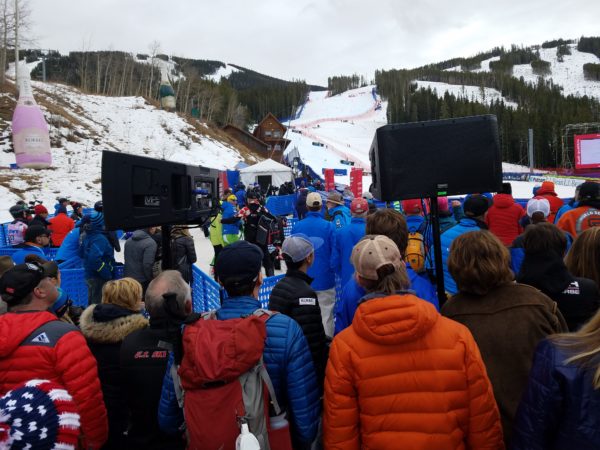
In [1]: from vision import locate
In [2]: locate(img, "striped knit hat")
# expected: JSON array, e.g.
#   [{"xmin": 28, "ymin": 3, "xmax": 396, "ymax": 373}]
[{"xmin": 0, "ymin": 379, "xmax": 80, "ymax": 450}]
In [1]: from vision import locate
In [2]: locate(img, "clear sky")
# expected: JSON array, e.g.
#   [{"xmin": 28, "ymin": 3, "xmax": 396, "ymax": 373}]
[{"xmin": 26, "ymin": 0, "xmax": 600, "ymax": 86}]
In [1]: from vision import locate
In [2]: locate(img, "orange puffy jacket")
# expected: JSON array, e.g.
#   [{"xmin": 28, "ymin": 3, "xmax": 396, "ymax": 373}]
[{"xmin": 323, "ymin": 293, "xmax": 504, "ymax": 450}]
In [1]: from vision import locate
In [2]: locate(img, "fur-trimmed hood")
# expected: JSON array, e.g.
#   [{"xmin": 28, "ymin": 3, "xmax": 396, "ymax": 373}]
[{"xmin": 80, "ymin": 304, "xmax": 148, "ymax": 343}]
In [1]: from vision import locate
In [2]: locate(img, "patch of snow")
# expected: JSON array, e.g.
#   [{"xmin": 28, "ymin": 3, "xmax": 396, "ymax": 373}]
[
  {"xmin": 205, "ymin": 64, "xmax": 240, "ymax": 82},
  {"xmin": 414, "ymin": 80, "xmax": 519, "ymax": 109}
]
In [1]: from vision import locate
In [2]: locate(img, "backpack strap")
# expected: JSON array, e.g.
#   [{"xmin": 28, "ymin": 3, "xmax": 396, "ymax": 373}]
[
  {"xmin": 201, "ymin": 310, "xmax": 218, "ymax": 320},
  {"xmin": 252, "ymin": 309, "xmax": 283, "ymax": 415}
]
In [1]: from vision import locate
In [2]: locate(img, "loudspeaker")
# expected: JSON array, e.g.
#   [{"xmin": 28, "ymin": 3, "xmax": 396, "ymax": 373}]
[
  {"xmin": 370, "ymin": 115, "xmax": 502, "ymax": 201},
  {"xmin": 101, "ymin": 151, "xmax": 219, "ymax": 230}
]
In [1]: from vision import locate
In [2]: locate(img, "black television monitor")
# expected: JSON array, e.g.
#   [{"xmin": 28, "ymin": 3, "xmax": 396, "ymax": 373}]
[
  {"xmin": 370, "ymin": 115, "xmax": 502, "ymax": 201},
  {"xmin": 101, "ymin": 150, "xmax": 220, "ymax": 230}
]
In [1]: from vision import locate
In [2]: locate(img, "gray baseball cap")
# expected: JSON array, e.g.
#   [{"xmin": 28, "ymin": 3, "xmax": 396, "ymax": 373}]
[{"xmin": 282, "ymin": 234, "xmax": 324, "ymax": 263}]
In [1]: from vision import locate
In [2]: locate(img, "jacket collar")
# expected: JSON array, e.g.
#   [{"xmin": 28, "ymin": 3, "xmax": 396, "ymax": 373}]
[
  {"xmin": 285, "ymin": 269, "xmax": 313, "ymax": 284},
  {"xmin": 220, "ymin": 296, "xmax": 261, "ymax": 311}
]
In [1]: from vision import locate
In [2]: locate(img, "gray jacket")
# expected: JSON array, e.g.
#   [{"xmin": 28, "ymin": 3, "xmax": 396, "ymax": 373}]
[{"xmin": 124, "ymin": 230, "xmax": 157, "ymax": 287}]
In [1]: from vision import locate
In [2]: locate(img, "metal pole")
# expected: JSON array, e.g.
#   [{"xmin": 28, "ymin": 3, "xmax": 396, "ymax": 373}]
[
  {"xmin": 528, "ymin": 128, "xmax": 534, "ymax": 172},
  {"xmin": 429, "ymin": 196, "xmax": 447, "ymax": 306},
  {"xmin": 14, "ymin": 0, "xmax": 19, "ymax": 90}
]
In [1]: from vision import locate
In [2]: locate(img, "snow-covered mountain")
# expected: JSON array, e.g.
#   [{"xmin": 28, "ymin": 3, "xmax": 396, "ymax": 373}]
[{"xmin": 422, "ymin": 43, "xmax": 600, "ymax": 103}]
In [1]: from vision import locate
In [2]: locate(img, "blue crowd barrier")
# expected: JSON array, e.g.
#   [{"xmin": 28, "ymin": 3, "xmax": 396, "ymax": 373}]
[
  {"xmin": 0, "ymin": 224, "xmax": 7, "ymax": 247},
  {"xmin": 191, "ymin": 266, "xmax": 221, "ymax": 312},
  {"xmin": 0, "ymin": 246, "xmax": 60, "ymax": 261},
  {"xmin": 258, "ymin": 274, "xmax": 284, "ymax": 309}
]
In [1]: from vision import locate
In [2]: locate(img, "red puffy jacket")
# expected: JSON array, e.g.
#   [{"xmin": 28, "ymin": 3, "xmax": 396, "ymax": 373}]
[
  {"xmin": 49, "ymin": 213, "xmax": 75, "ymax": 247},
  {"xmin": 0, "ymin": 311, "xmax": 108, "ymax": 449},
  {"xmin": 485, "ymin": 194, "xmax": 525, "ymax": 245}
]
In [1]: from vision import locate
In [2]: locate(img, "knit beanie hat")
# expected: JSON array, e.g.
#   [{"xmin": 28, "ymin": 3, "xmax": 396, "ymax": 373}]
[
  {"xmin": 89, "ymin": 212, "xmax": 104, "ymax": 230},
  {"xmin": 0, "ymin": 379, "xmax": 80, "ymax": 450}
]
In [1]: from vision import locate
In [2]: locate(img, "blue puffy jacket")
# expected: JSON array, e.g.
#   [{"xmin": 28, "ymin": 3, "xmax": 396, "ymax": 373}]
[
  {"xmin": 553, "ymin": 201, "xmax": 578, "ymax": 224},
  {"xmin": 81, "ymin": 229, "xmax": 115, "ymax": 280},
  {"xmin": 334, "ymin": 266, "xmax": 439, "ymax": 335},
  {"xmin": 158, "ymin": 297, "xmax": 320, "ymax": 444},
  {"xmin": 235, "ymin": 189, "xmax": 246, "ymax": 207},
  {"xmin": 405, "ymin": 215, "xmax": 425, "ymax": 233},
  {"xmin": 512, "ymin": 339, "xmax": 600, "ymax": 449},
  {"xmin": 292, "ymin": 212, "xmax": 335, "ymax": 291},
  {"xmin": 439, "ymin": 218, "xmax": 484, "ymax": 295},
  {"xmin": 328, "ymin": 205, "xmax": 351, "ymax": 229},
  {"xmin": 220, "ymin": 201, "xmax": 241, "ymax": 236},
  {"xmin": 331, "ymin": 217, "xmax": 366, "ymax": 288},
  {"xmin": 56, "ymin": 228, "xmax": 81, "ymax": 263}
]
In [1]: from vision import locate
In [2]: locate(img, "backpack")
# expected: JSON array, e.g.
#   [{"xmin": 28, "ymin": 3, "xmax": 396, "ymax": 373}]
[
  {"xmin": 406, "ymin": 231, "xmax": 426, "ymax": 273},
  {"xmin": 256, "ymin": 214, "xmax": 281, "ymax": 246},
  {"xmin": 178, "ymin": 309, "xmax": 291, "ymax": 450}
]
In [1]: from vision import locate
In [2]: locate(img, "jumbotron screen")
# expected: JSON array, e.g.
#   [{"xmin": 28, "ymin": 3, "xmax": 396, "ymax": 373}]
[{"xmin": 575, "ymin": 133, "xmax": 600, "ymax": 169}]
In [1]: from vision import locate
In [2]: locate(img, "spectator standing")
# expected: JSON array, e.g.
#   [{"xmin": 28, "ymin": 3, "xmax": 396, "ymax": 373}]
[
  {"xmin": 7, "ymin": 204, "xmax": 29, "ymax": 246},
  {"xmin": 510, "ymin": 197, "xmax": 552, "ymax": 274},
  {"xmin": 441, "ymin": 230, "xmax": 567, "ymax": 443},
  {"xmin": 81, "ymin": 212, "xmax": 115, "ymax": 304},
  {"xmin": 424, "ymin": 197, "xmax": 457, "ymax": 248},
  {"xmin": 517, "ymin": 223, "xmax": 600, "ymax": 331},
  {"xmin": 324, "ymin": 235, "xmax": 503, "ymax": 450},
  {"xmin": 334, "ymin": 208, "xmax": 438, "ymax": 335},
  {"xmin": 237, "ymin": 191, "xmax": 276, "ymax": 276},
  {"xmin": 220, "ymin": 194, "xmax": 242, "ymax": 246},
  {"xmin": 486, "ymin": 182, "xmax": 525, "ymax": 245},
  {"xmin": 170, "ymin": 227, "xmax": 197, "ymax": 284},
  {"xmin": 29, "ymin": 204, "xmax": 51, "ymax": 228},
  {"xmin": 557, "ymin": 181, "xmax": 600, "ymax": 237},
  {"xmin": 536, "ymin": 181, "xmax": 564, "ymax": 223},
  {"xmin": 70, "ymin": 202, "xmax": 84, "ymax": 221},
  {"xmin": 0, "ymin": 256, "xmax": 14, "ymax": 314},
  {"xmin": 402, "ymin": 198, "xmax": 425, "ymax": 233},
  {"xmin": 269, "ymin": 234, "xmax": 328, "ymax": 390},
  {"xmin": 209, "ymin": 209, "xmax": 224, "ymax": 273},
  {"xmin": 512, "ymin": 309, "xmax": 600, "ymax": 449},
  {"xmin": 234, "ymin": 182, "xmax": 246, "ymax": 207},
  {"xmin": 124, "ymin": 227, "xmax": 158, "ymax": 292},
  {"xmin": 554, "ymin": 184, "xmax": 581, "ymax": 224},
  {"xmin": 296, "ymin": 187, "xmax": 309, "ymax": 219},
  {"xmin": 11, "ymin": 225, "xmax": 50, "ymax": 264},
  {"xmin": 0, "ymin": 263, "xmax": 108, "ymax": 449},
  {"xmin": 80, "ymin": 278, "xmax": 149, "ymax": 449},
  {"xmin": 439, "ymin": 194, "xmax": 490, "ymax": 295},
  {"xmin": 49, "ymin": 204, "xmax": 75, "ymax": 247},
  {"xmin": 121, "ymin": 271, "xmax": 189, "ymax": 450},
  {"xmin": 159, "ymin": 241, "xmax": 320, "ymax": 448},
  {"xmin": 331, "ymin": 197, "xmax": 368, "ymax": 288},
  {"xmin": 325, "ymin": 191, "xmax": 351, "ymax": 229},
  {"xmin": 565, "ymin": 226, "xmax": 600, "ymax": 289},
  {"xmin": 293, "ymin": 192, "xmax": 337, "ymax": 337}
]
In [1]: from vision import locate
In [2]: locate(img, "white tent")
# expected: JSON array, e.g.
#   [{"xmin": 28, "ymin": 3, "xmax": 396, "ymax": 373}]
[{"xmin": 239, "ymin": 158, "xmax": 293, "ymax": 189}]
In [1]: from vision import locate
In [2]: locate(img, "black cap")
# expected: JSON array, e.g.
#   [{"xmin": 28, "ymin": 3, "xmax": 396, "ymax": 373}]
[
  {"xmin": 94, "ymin": 201, "xmax": 103, "ymax": 212},
  {"xmin": 464, "ymin": 194, "xmax": 490, "ymax": 218},
  {"xmin": 25, "ymin": 225, "xmax": 51, "ymax": 242},
  {"xmin": 579, "ymin": 181, "xmax": 599, "ymax": 200},
  {"xmin": 215, "ymin": 241, "xmax": 263, "ymax": 286},
  {"xmin": 0, "ymin": 263, "xmax": 47, "ymax": 306},
  {"xmin": 9, "ymin": 205, "xmax": 25, "ymax": 218}
]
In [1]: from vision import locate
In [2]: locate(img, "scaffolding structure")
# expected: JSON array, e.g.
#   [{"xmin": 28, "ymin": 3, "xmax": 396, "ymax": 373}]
[{"xmin": 561, "ymin": 123, "xmax": 600, "ymax": 170}]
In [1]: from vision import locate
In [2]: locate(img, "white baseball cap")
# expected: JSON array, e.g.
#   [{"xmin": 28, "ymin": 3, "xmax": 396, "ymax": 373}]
[{"xmin": 526, "ymin": 198, "xmax": 550, "ymax": 218}]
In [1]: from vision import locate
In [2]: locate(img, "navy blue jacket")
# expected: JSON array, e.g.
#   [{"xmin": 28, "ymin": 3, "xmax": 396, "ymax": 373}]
[
  {"xmin": 513, "ymin": 339, "xmax": 600, "ymax": 449},
  {"xmin": 334, "ymin": 267, "xmax": 439, "ymax": 335},
  {"xmin": 158, "ymin": 297, "xmax": 320, "ymax": 445},
  {"xmin": 331, "ymin": 217, "xmax": 366, "ymax": 288},
  {"xmin": 81, "ymin": 227, "xmax": 115, "ymax": 280},
  {"xmin": 292, "ymin": 212, "xmax": 335, "ymax": 291}
]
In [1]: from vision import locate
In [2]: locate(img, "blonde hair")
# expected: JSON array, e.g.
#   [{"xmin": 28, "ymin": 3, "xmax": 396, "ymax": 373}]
[
  {"xmin": 553, "ymin": 309, "xmax": 600, "ymax": 389},
  {"xmin": 565, "ymin": 227, "xmax": 600, "ymax": 288},
  {"xmin": 448, "ymin": 230, "xmax": 514, "ymax": 295},
  {"xmin": 101, "ymin": 277, "xmax": 142, "ymax": 311}
]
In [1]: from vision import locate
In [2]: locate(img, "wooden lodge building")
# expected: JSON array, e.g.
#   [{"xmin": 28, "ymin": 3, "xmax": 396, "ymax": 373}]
[{"xmin": 223, "ymin": 112, "xmax": 291, "ymax": 157}]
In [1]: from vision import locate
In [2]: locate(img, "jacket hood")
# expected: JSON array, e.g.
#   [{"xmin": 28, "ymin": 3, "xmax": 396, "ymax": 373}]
[
  {"xmin": 492, "ymin": 193, "xmax": 515, "ymax": 209},
  {"xmin": 80, "ymin": 304, "xmax": 148, "ymax": 343},
  {"xmin": 353, "ymin": 294, "xmax": 438, "ymax": 345},
  {"xmin": 0, "ymin": 311, "xmax": 57, "ymax": 357},
  {"xmin": 132, "ymin": 229, "xmax": 151, "ymax": 241},
  {"xmin": 517, "ymin": 250, "xmax": 574, "ymax": 294},
  {"xmin": 537, "ymin": 182, "xmax": 557, "ymax": 197}
]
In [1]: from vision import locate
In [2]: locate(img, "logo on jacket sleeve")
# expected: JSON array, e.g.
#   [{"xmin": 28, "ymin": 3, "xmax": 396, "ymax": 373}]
[
  {"xmin": 31, "ymin": 332, "xmax": 51, "ymax": 344},
  {"xmin": 299, "ymin": 297, "xmax": 316, "ymax": 306}
]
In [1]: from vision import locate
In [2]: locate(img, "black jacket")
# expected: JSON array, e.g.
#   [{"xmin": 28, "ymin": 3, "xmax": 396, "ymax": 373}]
[
  {"xmin": 517, "ymin": 250, "xmax": 600, "ymax": 331},
  {"xmin": 120, "ymin": 319, "xmax": 186, "ymax": 450},
  {"xmin": 29, "ymin": 215, "xmax": 50, "ymax": 228},
  {"xmin": 80, "ymin": 304, "xmax": 149, "ymax": 450},
  {"xmin": 171, "ymin": 235, "xmax": 197, "ymax": 283},
  {"xmin": 268, "ymin": 270, "xmax": 328, "ymax": 391}
]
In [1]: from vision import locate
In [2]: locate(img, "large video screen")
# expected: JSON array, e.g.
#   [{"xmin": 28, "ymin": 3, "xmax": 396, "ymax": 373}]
[{"xmin": 575, "ymin": 133, "xmax": 600, "ymax": 169}]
